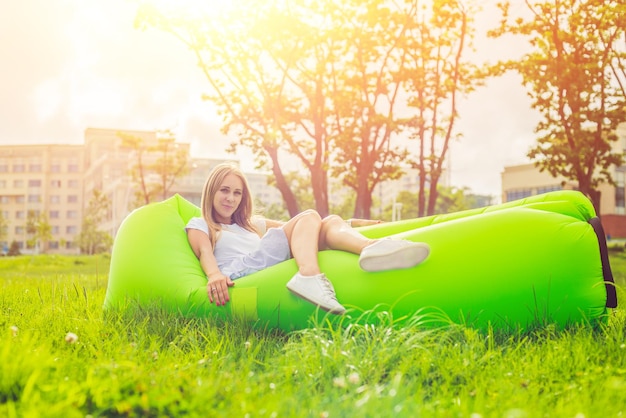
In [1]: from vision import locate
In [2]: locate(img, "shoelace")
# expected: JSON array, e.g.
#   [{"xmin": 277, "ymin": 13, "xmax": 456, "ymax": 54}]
[{"xmin": 319, "ymin": 276, "xmax": 338, "ymax": 301}]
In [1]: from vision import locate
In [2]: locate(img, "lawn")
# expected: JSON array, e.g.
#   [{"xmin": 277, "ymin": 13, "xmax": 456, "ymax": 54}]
[{"xmin": 1, "ymin": 252, "xmax": 625, "ymax": 417}]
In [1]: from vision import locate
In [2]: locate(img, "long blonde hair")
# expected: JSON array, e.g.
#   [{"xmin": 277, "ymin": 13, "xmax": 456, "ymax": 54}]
[{"xmin": 200, "ymin": 162, "xmax": 256, "ymax": 248}]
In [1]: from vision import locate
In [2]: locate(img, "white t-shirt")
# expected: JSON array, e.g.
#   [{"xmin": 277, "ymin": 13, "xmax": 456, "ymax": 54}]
[{"xmin": 185, "ymin": 216, "xmax": 289, "ymax": 279}]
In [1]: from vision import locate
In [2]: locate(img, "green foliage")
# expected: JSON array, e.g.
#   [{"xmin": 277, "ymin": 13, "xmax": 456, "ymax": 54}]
[
  {"xmin": 0, "ymin": 210, "xmax": 7, "ymax": 242},
  {"xmin": 117, "ymin": 130, "xmax": 190, "ymax": 207},
  {"xmin": 1, "ymin": 254, "xmax": 625, "ymax": 416},
  {"xmin": 489, "ymin": 0, "xmax": 626, "ymax": 211},
  {"xmin": 7, "ymin": 240, "xmax": 20, "ymax": 256},
  {"xmin": 136, "ymin": 0, "xmax": 481, "ymax": 219},
  {"xmin": 254, "ymin": 198, "xmax": 289, "ymax": 222},
  {"xmin": 25, "ymin": 210, "xmax": 52, "ymax": 253},
  {"xmin": 381, "ymin": 185, "xmax": 475, "ymax": 221},
  {"xmin": 76, "ymin": 190, "xmax": 113, "ymax": 255}
]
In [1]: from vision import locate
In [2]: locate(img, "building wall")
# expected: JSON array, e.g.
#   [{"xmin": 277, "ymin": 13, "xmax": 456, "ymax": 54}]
[
  {"xmin": 0, "ymin": 129, "xmax": 284, "ymax": 254},
  {"xmin": 0, "ymin": 144, "xmax": 84, "ymax": 254},
  {"xmin": 501, "ymin": 162, "xmax": 626, "ymax": 236}
]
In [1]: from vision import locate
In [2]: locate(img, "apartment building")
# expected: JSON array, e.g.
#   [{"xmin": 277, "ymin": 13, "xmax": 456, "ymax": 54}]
[
  {"xmin": 0, "ymin": 144, "xmax": 84, "ymax": 254},
  {"xmin": 501, "ymin": 123, "xmax": 626, "ymax": 238},
  {"xmin": 0, "ymin": 128, "xmax": 283, "ymax": 255}
]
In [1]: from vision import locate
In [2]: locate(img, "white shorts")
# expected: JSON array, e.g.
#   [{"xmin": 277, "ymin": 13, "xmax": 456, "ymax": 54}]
[{"xmin": 222, "ymin": 228, "xmax": 292, "ymax": 280}]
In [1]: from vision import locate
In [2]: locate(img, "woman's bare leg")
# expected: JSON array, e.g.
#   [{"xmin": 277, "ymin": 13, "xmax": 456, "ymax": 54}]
[
  {"xmin": 281, "ymin": 209, "xmax": 323, "ymax": 276},
  {"xmin": 283, "ymin": 210, "xmax": 345, "ymax": 314},
  {"xmin": 318, "ymin": 215, "xmax": 374, "ymax": 254},
  {"xmin": 319, "ymin": 214, "xmax": 431, "ymax": 272}
]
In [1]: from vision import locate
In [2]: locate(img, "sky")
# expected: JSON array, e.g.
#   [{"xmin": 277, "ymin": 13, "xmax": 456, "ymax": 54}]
[{"xmin": 0, "ymin": 0, "xmax": 540, "ymax": 198}]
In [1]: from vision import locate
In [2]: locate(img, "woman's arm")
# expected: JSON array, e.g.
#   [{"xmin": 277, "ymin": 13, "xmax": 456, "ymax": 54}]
[
  {"xmin": 264, "ymin": 219, "xmax": 285, "ymax": 229},
  {"xmin": 347, "ymin": 218, "xmax": 383, "ymax": 227},
  {"xmin": 186, "ymin": 229, "xmax": 234, "ymax": 306}
]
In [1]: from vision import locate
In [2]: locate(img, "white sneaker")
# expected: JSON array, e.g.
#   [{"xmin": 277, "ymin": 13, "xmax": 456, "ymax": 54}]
[
  {"xmin": 359, "ymin": 239, "xmax": 430, "ymax": 272},
  {"xmin": 286, "ymin": 273, "xmax": 346, "ymax": 315}
]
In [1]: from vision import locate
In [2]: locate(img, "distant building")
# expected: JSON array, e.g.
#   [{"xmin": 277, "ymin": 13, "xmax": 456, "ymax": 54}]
[
  {"xmin": 370, "ymin": 166, "xmax": 493, "ymax": 220},
  {"xmin": 0, "ymin": 128, "xmax": 283, "ymax": 254},
  {"xmin": 501, "ymin": 123, "xmax": 626, "ymax": 238},
  {"xmin": 0, "ymin": 144, "xmax": 84, "ymax": 254}
]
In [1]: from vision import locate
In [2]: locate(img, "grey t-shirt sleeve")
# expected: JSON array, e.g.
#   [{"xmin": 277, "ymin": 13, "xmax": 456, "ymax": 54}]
[{"xmin": 185, "ymin": 217, "xmax": 209, "ymax": 236}]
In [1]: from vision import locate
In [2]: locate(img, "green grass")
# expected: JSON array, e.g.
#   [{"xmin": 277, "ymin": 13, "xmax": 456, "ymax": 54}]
[{"xmin": 1, "ymin": 253, "xmax": 626, "ymax": 417}]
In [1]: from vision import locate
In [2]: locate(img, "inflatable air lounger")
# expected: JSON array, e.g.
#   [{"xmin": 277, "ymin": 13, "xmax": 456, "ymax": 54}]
[{"xmin": 104, "ymin": 191, "xmax": 618, "ymax": 332}]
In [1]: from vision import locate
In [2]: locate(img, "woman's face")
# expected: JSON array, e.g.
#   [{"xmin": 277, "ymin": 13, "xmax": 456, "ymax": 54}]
[{"xmin": 212, "ymin": 173, "xmax": 244, "ymax": 224}]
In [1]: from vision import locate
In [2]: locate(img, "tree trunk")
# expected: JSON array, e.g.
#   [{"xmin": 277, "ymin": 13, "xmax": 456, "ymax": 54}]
[
  {"xmin": 266, "ymin": 147, "xmax": 299, "ymax": 217},
  {"xmin": 427, "ymin": 173, "xmax": 439, "ymax": 216},
  {"xmin": 310, "ymin": 166, "xmax": 329, "ymax": 218},
  {"xmin": 354, "ymin": 186, "xmax": 372, "ymax": 219}
]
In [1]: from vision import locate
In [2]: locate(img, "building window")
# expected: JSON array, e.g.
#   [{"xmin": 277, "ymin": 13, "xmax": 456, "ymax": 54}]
[
  {"xmin": 28, "ymin": 179, "xmax": 42, "ymax": 187},
  {"xmin": 615, "ymin": 171, "xmax": 625, "ymax": 214},
  {"xmin": 13, "ymin": 164, "xmax": 25, "ymax": 173},
  {"xmin": 0, "ymin": 180, "xmax": 5, "ymax": 188},
  {"xmin": 67, "ymin": 210, "xmax": 79, "ymax": 219},
  {"xmin": 1, "ymin": 210, "xmax": 8, "ymax": 219},
  {"xmin": 15, "ymin": 210, "xmax": 25, "ymax": 219},
  {"xmin": 506, "ymin": 189, "xmax": 533, "ymax": 202},
  {"xmin": 28, "ymin": 194, "xmax": 40, "ymax": 203},
  {"xmin": 68, "ymin": 180, "xmax": 80, "ymax": 188},
  {"xmin": 50, "ymin": 195, "xmax": 61, "ymax": 204},
  {"xmin": 68, "ymin": 163, "xmax": 80, "ymax": 172},
  {"xmin": 48, "ymin": 241, "xmax": 59, "ymax": 249},
  {"xmin": 615, "ymin": 187, "xmax": 625, "ymax": 210},
  {"xmin": 66, "ymin": 241, "xmax": 74, "ymax": 249},
  {"xmin": 50, "ymin": 164, "xmax": 61, "ymax": 173},
  {"xmin": 51, "ymin": 226, "xmax": 59, "ymax": 234},
  {"xmin": 15, "ymin": 226, "xmax": 25, "ymax": 234},
  {"xmin": 66, "ymin": 225, "xmax": 78, "ymax": 234},
  {"xmin": 0, "ymin": 164, "xmax": 7, "ymax": 172},
  {"xmin": 13, "ymin": 179, "xmax": 24, "ymax": 188},
  {"xmin": 29, "ymin": 164, "xmax": 42, "ymax": 172},
  {"xmin": 0, "ymin": 196, "xmax": 8, "ymax": 204},
  {"xmin": 536, "ymin": 185, "xmax": 562, "ymax": 195},
  {"xmin": 50, "ymin": 210, "xmax": 60, "ymax": 219},
  {"xmin": 15, "ymin": 196, "xmax": 25, "ymax": 204},
  {"xmin": 51, "ymin": 180, "xmax": 62, "ymax": 188},
  {"xmin": 67, "ymin": 195, "xmax": 78, "ymax": 203}
]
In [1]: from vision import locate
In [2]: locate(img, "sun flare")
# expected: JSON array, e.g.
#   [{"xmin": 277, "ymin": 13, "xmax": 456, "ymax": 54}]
[{"xmin": 138, "ymin": 0, "xmax": 238, "ymax": 19}]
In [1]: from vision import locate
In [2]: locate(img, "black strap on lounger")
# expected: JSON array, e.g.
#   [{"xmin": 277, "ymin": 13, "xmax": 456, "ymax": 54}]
[{"xmin": 588, "ymin": 217, "xmax": 618, "ymax": 308}]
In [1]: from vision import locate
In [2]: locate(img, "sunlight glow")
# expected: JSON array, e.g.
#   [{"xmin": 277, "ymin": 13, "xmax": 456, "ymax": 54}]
[{"xmin": 139, "ymin": 0, "xmax": 238, "ymax": 18}]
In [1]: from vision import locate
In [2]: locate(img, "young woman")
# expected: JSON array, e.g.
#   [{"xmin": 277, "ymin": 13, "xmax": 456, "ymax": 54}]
[{"xmin": 186, "ymin": 162, "xmax": 430, "ymax": 314}]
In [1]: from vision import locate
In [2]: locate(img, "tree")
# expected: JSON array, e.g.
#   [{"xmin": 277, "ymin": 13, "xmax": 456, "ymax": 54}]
[
  {"xmin": 489, "ymin": 0, "xmax": 626, "ymax": 212},
  {"xmin": 25, "ymin": 210, "xmax": 52, "ymax": 253},
  {"xmin": 136, "ymin": 0, "xmax": 482, "ymax": 218},
  {"xmin": 402, "ymin": 0, "xmax": 482, "ymax": 217},
  {"xmin": 0, "ymin": 210, "xmax": 7, "ymax": 243},
  {"xmin": 136, "ymin": 1, "xmax": 419, "ymax": 218},
  {"xmin": 117, "ymin": 130, "xmax": 190, "ymax": 207},
  {"xmin": 136, "ymin": 3, "xmax": 304, "ymax": 216},
  {"xmin": 77, "ymin": 190, "xmax": 113, "ymax": 255},
  {"xmin": 381, "ymin": 185, "xmax": 472, "ymax": 221},
  {"xmin": 7, "ymin": 241, "xmax": 20, "ymax": 256}
]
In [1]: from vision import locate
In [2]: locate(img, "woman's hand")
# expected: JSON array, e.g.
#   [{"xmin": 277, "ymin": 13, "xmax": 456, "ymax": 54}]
[{"xmin": 206, "ymin": 272, "xmax": 235, "ymax": 306}]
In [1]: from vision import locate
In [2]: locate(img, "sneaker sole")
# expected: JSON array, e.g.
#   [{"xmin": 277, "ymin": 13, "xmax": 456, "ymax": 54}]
[
  {"xmin": 286, "ymin": 283, "xmax": 346, "ymax": 315},
  {"xmin": 359, "ymin": 242, "xmax": 430, "ymax": 272}
]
